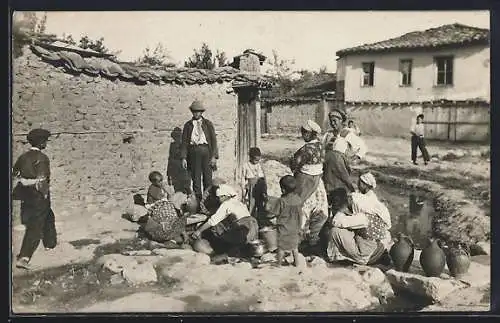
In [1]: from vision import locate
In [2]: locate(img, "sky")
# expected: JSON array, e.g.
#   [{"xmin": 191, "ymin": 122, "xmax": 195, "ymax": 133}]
[{"xmin": 26, "ymin": 11, "xmax": 490, "ymax": 72}]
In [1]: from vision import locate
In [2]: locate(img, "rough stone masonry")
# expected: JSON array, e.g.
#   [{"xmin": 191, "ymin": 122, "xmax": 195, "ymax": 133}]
[{"xmin": 11, "ymin": 47, "xmax": 239, "ymax": 208}]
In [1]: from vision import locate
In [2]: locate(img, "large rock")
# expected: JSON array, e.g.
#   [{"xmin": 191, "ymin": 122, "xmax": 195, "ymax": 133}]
[
  {"xmin": 385, "ymin": 248, "xmax": 490, "ymax": 303},
  {"xmin": 78, "ymin": 293, "xmax": 187, "ymax": 312},
  {"xmin": 470, "ymin": 241, "xmax": 490, "ymax": 256},
  {"xmin": 420, "ymin": 286, "xmax": 490, "ymax": 312},
  {"xmin": 385, "ymin": 269, "xmax": 463, "ymax": 302},
  {"xmin": 96, "ymin": 253, "xmax": 159, "ymax": 284}
]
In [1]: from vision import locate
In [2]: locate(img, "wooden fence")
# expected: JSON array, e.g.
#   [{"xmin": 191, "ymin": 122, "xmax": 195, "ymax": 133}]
[{"xmin": 422, "ymin": 102, "xmax": 490, "ymax": 142}]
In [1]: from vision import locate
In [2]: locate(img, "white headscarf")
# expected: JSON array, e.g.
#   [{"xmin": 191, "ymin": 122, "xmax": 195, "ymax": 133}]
[
  {"xmin": 360, "ymin": 172, "xmax": 376, "ymax": 189},
  {"xmin": 332, "ymin": 137, "xmax": 348, "ymax": 154},
  {"xmin": 302, "ymin": 119, "xmax": 322, "ymax": 134},
  {"xmin": 216, "ymin": 184, "xmax": 238, "ymax": 197}
]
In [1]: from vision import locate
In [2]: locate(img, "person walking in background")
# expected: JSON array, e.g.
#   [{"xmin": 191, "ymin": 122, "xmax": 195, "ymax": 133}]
[
  {"xmin": 180, "ymin": 100, "xmax": 219, "ymax": 201},
  {"xmin": 167, "ymin": 127, "xmax": 192, "ymax": 195},
  {"xmin": 242, "ymin": 147, "xmax": 268, "ymax": 223},
  {"xmin": 12, "ymin": 129, "xmax": 56, "ymax": 270},
  {"xmin": 410, "ymin": 114, "xmax": 430, "ymax": 165}
]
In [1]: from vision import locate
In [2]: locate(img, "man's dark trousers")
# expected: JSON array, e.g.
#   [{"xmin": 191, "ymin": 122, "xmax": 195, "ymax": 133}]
[
  {"xmin": 187, "ymin": 144, "xmax": 213, "ymax": 201},
  {"xmin": 411, "ymin": 135, "xmax": 430, "ymax": 163}
]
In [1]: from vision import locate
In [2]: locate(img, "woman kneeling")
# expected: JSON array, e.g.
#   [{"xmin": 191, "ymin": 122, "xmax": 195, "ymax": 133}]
[
  {"xmin": 191, "ymin": 184, "xmax": 258, "ymax": 256},
  {"xmin": 326, "ymin": 172, "xmax": 392, "ymax": 265}
]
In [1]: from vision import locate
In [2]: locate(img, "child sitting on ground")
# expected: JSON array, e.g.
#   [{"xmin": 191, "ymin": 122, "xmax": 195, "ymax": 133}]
[
  {"xmin": 268, "ymin": 175, "xmax": 304, "ymax": 267},
  {"xmin": 147, "ymin": 171, "xmax": 174, "ymax": 204},
  {"xmin": 242, "ymin": 147, "xmax": 268, "ymax": 223}
]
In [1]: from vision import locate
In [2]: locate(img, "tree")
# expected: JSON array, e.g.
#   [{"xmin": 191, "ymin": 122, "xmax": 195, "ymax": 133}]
[
  {"xmin": 136, "ymin": 43, "xmax": 174, "ymax": 67},
  {"xmin": 12, "ymin": 12, "xmax": 40, "ymax": 58},
  {"xmin": 184, "ymin": 43, "xmax": 228, "ymax": 69},
  {"xmin": 265, "ymin": 49, "xmax": 296, "ymax": 95},
  {"xmin": 35, "ymin": 12, "xmax": 47, "ymax": 34}
]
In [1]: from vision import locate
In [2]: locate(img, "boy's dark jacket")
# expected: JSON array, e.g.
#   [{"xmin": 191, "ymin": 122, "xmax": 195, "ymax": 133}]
[{"xmin": 180, "ymin": 117, "xmax": 218, "ymax": 160}]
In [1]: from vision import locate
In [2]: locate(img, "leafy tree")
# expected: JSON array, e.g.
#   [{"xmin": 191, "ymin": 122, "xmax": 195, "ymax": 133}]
[
  {"xmin": 184, "ymin": 43, "xmax": 228, "ymax": 69},
  {"xmin": 136, "ymin": 43, "xmax": 175, "ymax": 67},
  {"xmin": 12, "ymin": 12, "xmax": 41, "ymax": 58},
  {"xmin": 265, "ymin": 50, "xmax": 296, "ymax": 95},
  {"xmin": 35, "ymin": 12, "xmax": 47, "ymax": 34}
]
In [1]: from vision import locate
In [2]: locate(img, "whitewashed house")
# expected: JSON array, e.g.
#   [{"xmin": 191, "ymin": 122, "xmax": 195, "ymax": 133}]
[{"xmin": 335, "ymin": 23, "xmax": 490, "ymax": 141}]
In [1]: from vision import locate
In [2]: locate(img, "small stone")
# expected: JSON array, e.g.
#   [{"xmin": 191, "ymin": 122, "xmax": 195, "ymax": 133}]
[
  {"xmin": 121, "ymin": 262, "xmax": 157, "ymax": 285},
  {"xmin": 308, "ymin": 256, "xmax": 327, "ymax": 268},
  {"xmin": 122, "ymin": 250, "xmax": 152, "ymax": 256},
  {"xmin": 109, "ymin": 273, "xmax": 125, "ymax": 285}
]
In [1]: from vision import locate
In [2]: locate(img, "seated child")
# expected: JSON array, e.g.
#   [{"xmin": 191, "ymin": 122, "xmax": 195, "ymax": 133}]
[
  {"xmin": 147, "ymin": 171, "xmax": 174, "ymax": 204},
  {"xmin": 268, "ymin": 175, "xmax": 303, "ymax": 267},
  {"xmin": 242, "ymin": 147, "xmax": 268, "ymax": 222}
]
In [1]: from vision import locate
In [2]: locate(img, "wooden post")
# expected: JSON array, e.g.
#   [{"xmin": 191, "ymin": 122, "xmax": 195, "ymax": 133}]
[{"xmin": 234, "ymin": 87, "xmax": 259, "ymax": 185}]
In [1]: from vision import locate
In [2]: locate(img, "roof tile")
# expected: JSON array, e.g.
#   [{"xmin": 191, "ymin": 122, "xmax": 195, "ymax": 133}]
[{"xmin": 336, "ymin": 23, "xmax": 489, "ymax": 56}]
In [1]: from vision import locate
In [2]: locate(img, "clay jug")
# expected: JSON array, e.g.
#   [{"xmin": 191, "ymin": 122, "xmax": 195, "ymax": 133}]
[
  {"xmin": 259, "ymin": 227, "xmax": 278, "ymax": 252},
  {"xmin": 389, "ymin": 233, "xmax": 415, "ymax": 272},
  {"xmin": 446, "ymin": 242, "xmax": 471, "ymax": 279},
  {"xmin": 419, "ymin": 238, "xmax": 446, "ymax": 277}
]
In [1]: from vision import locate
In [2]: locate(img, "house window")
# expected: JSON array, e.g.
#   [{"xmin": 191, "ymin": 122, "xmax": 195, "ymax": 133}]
[
  {"xmin": 434, "ymin": 56, "xmax": 454, "ymax": 86},
  {"xmin": 399, "ymin": 59, "xmax": 412, "ymax": 86},
  {"xmin": 361, "ymin": 62, "xmax": 375, "ymax": 86}
]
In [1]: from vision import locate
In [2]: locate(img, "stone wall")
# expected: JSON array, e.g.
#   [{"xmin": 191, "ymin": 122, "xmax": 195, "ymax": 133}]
[
  {"xmin": 12, "ymin": 48, "xmax": 238, "ymax": 209},
  {"xmin": 262, "ymin": 100, "xmax": 326, "ymax": 134}
]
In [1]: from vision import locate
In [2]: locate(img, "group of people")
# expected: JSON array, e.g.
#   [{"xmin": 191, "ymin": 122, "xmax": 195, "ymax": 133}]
[
  {"xmin": 12, "ymin": 98, "xmax": 395, "ymax": 271},
  {"xmin": 124, "ymin": 104, "xmax": 393, "ymax": 268}
]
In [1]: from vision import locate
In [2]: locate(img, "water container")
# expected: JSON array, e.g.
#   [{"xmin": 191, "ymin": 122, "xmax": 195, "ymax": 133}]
[{"xmin": 259, "ymin": 227, "xmax": 278, "ymax": 252}]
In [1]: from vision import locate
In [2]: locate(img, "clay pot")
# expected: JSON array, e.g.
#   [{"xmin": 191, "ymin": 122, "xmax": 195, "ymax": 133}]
[
  {"xmin": 389, "ymin": 233, "xmax": 415, "ymax": 272},
  {"xmin": 419, "ymin": 238, "xmax": 446, "ymax": 277},
  {"xmin": 192, "ymin": 238, "xmax": 214, "ymax": 255},
  {"xmin": 259, "ymin": 227, "xmax": 278, "ymax": 252},
  {"xmin": 248, "ymin": 240, "xmax": 266, "ymax": 258},
  {"xmin": 446, "ymin": 242, "xmax": 471, "ymax": 279}
]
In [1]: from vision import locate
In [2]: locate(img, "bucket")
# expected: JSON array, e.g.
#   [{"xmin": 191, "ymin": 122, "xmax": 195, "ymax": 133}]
[{"xmin": 259, "ymin": 227, "xmax": 278, "ymax": 252}]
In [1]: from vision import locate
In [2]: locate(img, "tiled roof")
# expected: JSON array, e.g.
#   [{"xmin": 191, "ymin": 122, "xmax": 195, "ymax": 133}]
[
  {"xmin": 336, "ymin": 23, "xmax": 489, "ymax": 56},
  {"xmin": 27, "ymin": 38, "xmax": 274, "ymax": 89}
]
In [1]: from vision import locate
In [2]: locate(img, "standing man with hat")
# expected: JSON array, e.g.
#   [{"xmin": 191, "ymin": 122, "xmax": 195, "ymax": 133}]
[
  {"xmin": 180, "ymin": 100, "xmax": 219, "ymax": 202},
  {"xmin": 12, "ymin": 128, "xmax": 56, "ymax": 270}
]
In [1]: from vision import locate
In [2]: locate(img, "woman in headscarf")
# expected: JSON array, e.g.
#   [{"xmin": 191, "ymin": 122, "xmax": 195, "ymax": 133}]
[
  {"xmin": 322, "ymin": 109, "xmax": 367, "ymax": 165},
  {"xmin": 191, "ymin": 184, "xmax": 258, "ymax": 255},
  {"xmin": 138, "ymin": 192, "xmax": 190, "ymax": 247},
  {"xmin": 326, "ymin": 172, "xmax": 392, "ymax": 265},
  {"xmin": 289, "ymin": 120, "xmax": 329, "ymax": 251}
]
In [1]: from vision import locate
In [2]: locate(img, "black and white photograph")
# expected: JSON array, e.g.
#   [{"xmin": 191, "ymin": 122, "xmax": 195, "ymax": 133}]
[{"xmin": 10, "ymin": 10, "xmax": 491, "ymax": 313}]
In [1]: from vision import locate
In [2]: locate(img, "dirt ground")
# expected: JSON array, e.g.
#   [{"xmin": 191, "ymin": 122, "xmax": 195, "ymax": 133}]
[{"xmin": 10, "ymin": 135, "xmax": 490, "ymax": 313}]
